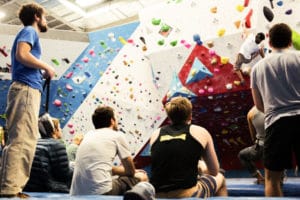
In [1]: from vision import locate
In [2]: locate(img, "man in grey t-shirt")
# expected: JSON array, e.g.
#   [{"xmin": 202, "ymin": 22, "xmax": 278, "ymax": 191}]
[{"xmin": 251, "ymin": 23, "xmax": 300, "ymax": 197}]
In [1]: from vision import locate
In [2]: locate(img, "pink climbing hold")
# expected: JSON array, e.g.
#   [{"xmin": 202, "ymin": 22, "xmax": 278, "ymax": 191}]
[
  {"xmin": 66, "ymin": 84, "xmax": 73, "ymax": 91},
  {"xmin": 53, "ymin": 99, "xmax": 62, "ymax": 107},
  {"xmin": 199, "ymin": 89, "xmax": 205, "ymax": 94},
  {"xmin": 89, "ymin": 49, "xmax": 96, "ymax": 56},
  {"xmin": 209, "ymin": 49, "xmax": 216, "ymax": 56},
  {"xmin": 82, "ymin": 57, "xmax": 89, "ymax": 63},
  {"xmin": 65, "ymin": 71, "xmax": 73, "ymax": 79}
]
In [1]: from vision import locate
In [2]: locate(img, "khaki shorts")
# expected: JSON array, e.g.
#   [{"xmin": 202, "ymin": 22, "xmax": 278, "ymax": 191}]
[
  {"xmin": 104, "ymin": 176, "xmax": 140, "ymax": 195},
  {"xmin": 156, "ymin": 175, "xmax": 217, "ymax": 198},
  {"xmin": 234, "ymin": 53, "xmax": 252, "ymax": 71}
]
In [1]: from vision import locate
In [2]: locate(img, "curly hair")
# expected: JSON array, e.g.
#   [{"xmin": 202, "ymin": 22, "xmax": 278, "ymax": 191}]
[{"xmin": 18, "ymin": 3, "xmax": 46, "ymax": 26}]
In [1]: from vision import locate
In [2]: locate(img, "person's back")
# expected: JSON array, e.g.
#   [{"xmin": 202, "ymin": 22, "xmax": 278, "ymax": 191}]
[
  {"xmin": 24, "ymin": 115, "xmax": 73, "ymax": 193},
  {"xmin": 251, "ymin": 50, "xmax": 300, "ymax": 127},
  {"xmin": 71, "ymin": 128, "xmax": 128, "ymax": 195},
  {"xmin": 150, "ymin": 97, "xmax": 227, "ymax": 198},
  {"xmin": 70, "ymin": 106, "xmax": 148, "ymax": 196},
  {"xmin": 24, "ymin": 138, "xmax": 72, "ymax": 192},
  {"xmin": 151, "ymin": 124, "xmax": 203, "ymax": 192},
  {"xmin": 67, "ymin": 133, "xmax": 83, "ymax": 162},
  {"xmin": 251, "ymin": 23, "xmax": 300, "ymax": 196}
]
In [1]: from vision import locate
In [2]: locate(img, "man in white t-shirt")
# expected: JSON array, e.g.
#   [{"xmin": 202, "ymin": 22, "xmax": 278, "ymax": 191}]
[
  {"xmin": 70, "ymin": 106, "xmax": 148, "ymax": 196},
  {"xmin": 234, "ymin": 30, "xmax": 265, "ymax": 84}
]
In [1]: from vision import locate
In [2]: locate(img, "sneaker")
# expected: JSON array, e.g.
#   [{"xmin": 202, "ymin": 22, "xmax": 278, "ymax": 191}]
[
  {"xmin": 254, "ymin": 179, "xmax": 265, "ymax": 185},
  {"xmin": 280, "ymin": 170, "xmax": 287, "ymax": 186},
  {"xmin": 124, "ymin": 182, "xmax": 155, "ymax": 200},
  {"xmin": 0, "ymin": 192, "xmax": 30, "ymax": 199}
]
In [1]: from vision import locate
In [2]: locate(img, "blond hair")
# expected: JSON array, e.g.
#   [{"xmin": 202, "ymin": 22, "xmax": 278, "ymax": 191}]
[{"xmin": 165, "ymin": 96, "xmax": 192, "ymax": 124}]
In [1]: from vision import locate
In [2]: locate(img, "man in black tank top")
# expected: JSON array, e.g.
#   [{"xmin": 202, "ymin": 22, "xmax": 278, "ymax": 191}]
[{"xmin": 150, "ymin": 97, "xmax": 227, "ymax": 198}]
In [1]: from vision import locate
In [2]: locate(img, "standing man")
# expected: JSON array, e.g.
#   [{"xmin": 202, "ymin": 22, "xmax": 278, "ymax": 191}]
[
  {"xmin": 251, "ymin": 23, "xmax": 300, "ymax": 196},
  {"xmin": 70, "ymin": 106, "xmax": 148, "ymax": 196},
  {"xmin": 0, "ymin": 3, "xmax": 55, "ymax": 198},
  {"xmin": 150, "ymin": 96, "xmax": 227, "ymax": 198}
]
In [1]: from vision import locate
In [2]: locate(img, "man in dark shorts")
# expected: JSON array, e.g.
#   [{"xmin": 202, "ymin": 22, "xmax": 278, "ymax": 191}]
[{"xmin": 251, "ymin": 23, "xmax": 300, "ymax": 196}]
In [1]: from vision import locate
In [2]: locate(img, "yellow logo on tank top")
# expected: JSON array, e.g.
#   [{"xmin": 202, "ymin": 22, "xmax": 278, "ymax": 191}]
[{"xmin": 160, "ymin": 133, "xmax": 186, "ymax": 142}]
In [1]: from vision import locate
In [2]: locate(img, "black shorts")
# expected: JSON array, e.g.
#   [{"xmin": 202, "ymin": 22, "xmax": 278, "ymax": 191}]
[{"xmin": 264, "ymin": 115, "xmax": 300, "ymax": 171}]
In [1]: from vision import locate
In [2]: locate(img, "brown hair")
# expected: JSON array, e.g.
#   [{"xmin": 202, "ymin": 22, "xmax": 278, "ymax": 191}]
[
  {"xmin": 92, "ymin": 106, "xmax": 115, "ymax": 129},
  {"xmin": 165, "ymin": 96, "xmax": 192, "ymax": 124},
  {"xmin": 269, "ymin": 23, "xmax": 292, "ymax": 48},
  {"xmin": 18, "ymin": 3, "xmax": 46, "ymax": 26}
]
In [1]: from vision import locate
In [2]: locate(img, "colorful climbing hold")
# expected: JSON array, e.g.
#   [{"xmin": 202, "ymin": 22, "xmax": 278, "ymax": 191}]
[
  {"xmin": 53, "ymin": 99, "xmax": 62, "ymax": 107},
  {"xmin": 263, "ymin": 6, "xmax": 274, "ymax": 22},
  {"xmin": 244, "ymin": 9, "xmax": 253, "ymax": 28},
  {"xmin": 118, "ymin": 36, "xmax": 127, "ymax": 45},
  {"xmin": 51, "ymin": 58, "xmax": 59, "ymax": 66},
  {"xmin": 217, "ymin": 28, "xmax": 226, "ymax": 37},
  {"xmin": 151, "ymin": 18, "xmax": 161, "ymax": 25}
]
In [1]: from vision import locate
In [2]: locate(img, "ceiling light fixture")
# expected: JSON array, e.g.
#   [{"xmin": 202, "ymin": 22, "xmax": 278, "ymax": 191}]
[
  {"xmin": 0, "ymin": 11, "xmax": 6, "ymax": 20},
  {"xmin": 75, "ymin": 0, "xmax": 107, "ymax": 8},
  {"xmin": 58, "ymin": 0, "xmax": 86, "ymax": 16},
  {"xmin": 58, "ymin": 0, "xmax": 121, "ymax": 18}
]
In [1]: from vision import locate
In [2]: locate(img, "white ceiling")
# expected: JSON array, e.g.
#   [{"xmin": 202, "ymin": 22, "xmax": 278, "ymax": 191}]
[{"xmin": 0, "ymin": 0, "xmax": 164, "ymax": 32}]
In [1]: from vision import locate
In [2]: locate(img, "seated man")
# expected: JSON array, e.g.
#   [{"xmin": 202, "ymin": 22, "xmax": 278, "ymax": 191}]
[
  {"xmin": 150, "ymin": 96, "xmax": 227, "ymax": 198},
  {"xmin": 238, "ymin": 106, "xmax": 265, "ymax": 184},
  {"xmin": 24, "ymin": 114, "xmax": 73, "ymax": 193},
  {"xmin": 70, "ymin": 106, "xmax": 148, "ymax": 196},
  {"xmin": 67, "ymin": 133, "xmax": 84, "ymax": 169}
]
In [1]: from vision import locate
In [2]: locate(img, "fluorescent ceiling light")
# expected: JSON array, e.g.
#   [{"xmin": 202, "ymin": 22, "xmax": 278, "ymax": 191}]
[
  {"xmin": 58, "ymin": 0, "xmax": 86, "ymax": 16},
  {"xmin": 75, "ymin": 0, "xmax": 106, "ymax": 8},
  {"xmin": 0, "ymin": 11, "xmax": 5, "ymax": 19},
  {"xmin": 59, "ymin": 0, "xmax": 119, "ymax": 18}
]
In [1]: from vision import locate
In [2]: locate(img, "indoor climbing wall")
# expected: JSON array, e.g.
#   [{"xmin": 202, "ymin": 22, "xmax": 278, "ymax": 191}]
[
  {"xmin": 0, "ymin": 0, "xmax": 300, "ymax": 169},
  {"xmin": 0, "ymin": 34, "xmax": 88, "ymax": 126},
  {"xmin": 60, "ymin": 23, "xmax": 167, "ymax": 160},
  {"xmin": 135, "ymin": 0, "xmax": 300, "ymax": 169}
]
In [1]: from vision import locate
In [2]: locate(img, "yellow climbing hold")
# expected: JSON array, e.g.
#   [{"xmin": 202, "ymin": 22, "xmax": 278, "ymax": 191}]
[
  {"xmin": 118, "ymin": 36, "xmax": 127, "ymax": 45},
  {"xmin": 236, "ymin": 4, "xmax": 244, "ymax": 12},
  {"xmin": 220, "ymin": 56, "xmax": 229, "ymax": 64},
  {"xmin": 217, "ymin": 28, "xmax": 226, "ymax": 37}
]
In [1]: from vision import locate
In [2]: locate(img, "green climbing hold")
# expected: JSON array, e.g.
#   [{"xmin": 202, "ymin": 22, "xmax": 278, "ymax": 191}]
[
  {"xmin": 158, "ymin": 39, "xmax": 165, "ymax": 45},
  {"xmin": 161, "ymin": 24, "xmax": 171, "ymax": 32},
  {"xmin": 170, "ymin": 40, "xmax": 178, "ymax": 46},
  {"xmin": 152, "ymin": 18, "xmax": 161, "ymax": 26},
  {"xmin": 292, "ymin": 30, "xmax": 300, "ymax": 50}
]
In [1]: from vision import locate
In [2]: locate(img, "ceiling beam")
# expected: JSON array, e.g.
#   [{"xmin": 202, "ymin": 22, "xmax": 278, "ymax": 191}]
[
  {"xmin": 87, "ymin": 14, "xmax": 139, "ymax": 32},
  {"xmin": 0, "ymin": 23, "xmax": 89, "ymax": 42}
]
